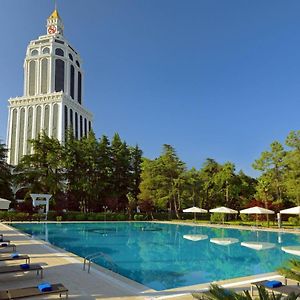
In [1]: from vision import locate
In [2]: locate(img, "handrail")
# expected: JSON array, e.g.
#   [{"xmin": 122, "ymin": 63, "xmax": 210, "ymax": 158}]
[{"xmin": 83, "ymin": 251, "xmax": 117, "ymax": 273}]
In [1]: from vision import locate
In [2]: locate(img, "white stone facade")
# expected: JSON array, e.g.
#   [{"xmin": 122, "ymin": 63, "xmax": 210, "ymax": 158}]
[{"xmin": 7, "ymin": 10, "xmax": 93, "ymax": 165}]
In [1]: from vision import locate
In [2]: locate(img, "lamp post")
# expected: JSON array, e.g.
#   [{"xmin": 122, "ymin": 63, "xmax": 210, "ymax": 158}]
[{"xmin": 103, "ymin": 206, "xmax": 108, "ymax": 222}]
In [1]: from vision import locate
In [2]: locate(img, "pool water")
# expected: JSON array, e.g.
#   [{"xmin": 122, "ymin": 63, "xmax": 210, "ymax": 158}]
[{"xmin": 12, "ymin": 222, "xmax": 300, "ymax": 290}]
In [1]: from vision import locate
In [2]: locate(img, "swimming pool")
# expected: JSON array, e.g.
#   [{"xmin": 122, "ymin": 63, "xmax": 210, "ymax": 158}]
[{"xmin": 12, "ymin": 222, "xmax": 300, "ymax": 290}]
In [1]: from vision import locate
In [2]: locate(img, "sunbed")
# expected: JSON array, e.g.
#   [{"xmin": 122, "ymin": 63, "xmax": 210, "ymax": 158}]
[
  {"xmin": 0, "ymin": 254, "xmax": 30, "ymax": 264},
  {"xmin": 0, "ymin": 240, "xmax": 10, "ymax": 244},
  {"xmin": 0, "ymin": 283, "xmax": 68, "ymax": 299},
  {"xmin": 0, "ymin": 264, "xmax": 43, "ymax": 278},
  {"xmin": 0, "ymin": 244, "xmax": 16, "ymax": 252},
  {"xmin": 251, "ymin": 280, "xmax": 300, "ymax": 296}
]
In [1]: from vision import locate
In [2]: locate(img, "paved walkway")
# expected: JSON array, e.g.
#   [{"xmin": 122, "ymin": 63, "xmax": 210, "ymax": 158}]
[{"xmin": 0, "ymin": 223, "xmax": 284, "ymax": 299}]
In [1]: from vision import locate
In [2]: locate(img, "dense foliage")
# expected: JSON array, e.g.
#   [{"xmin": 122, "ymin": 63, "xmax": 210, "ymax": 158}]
[{"xmin": 2, "ymin": 129, "xmax": 300, "ymax": 217}]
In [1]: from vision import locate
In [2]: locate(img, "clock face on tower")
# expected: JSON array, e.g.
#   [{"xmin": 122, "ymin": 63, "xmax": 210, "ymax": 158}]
[{"xmin": 48, "ymin": 25, "xmax": 57, "ymax": 34}]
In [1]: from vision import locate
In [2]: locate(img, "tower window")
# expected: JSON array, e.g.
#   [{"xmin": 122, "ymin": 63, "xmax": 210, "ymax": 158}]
[
  {"xmin": 64, "ymin": 105, "xmax": 68, "ymax": 135},
  {"xmin": 42, "ymin": 47, "xmax": 50, "ymax": 54},
  {"xmin": 68, "ymin": 53, "xmax": 73, "ymax": 61},
  {"xmin": 77, "ymin": 71, "xmax": 82, "ymax": 104},
  {"xmin": 55, "ymin": 59, "xmax": 65, "ymax": 92},
  {"xmin": 55, "ymin": 48, "xmax": 64, "ymax": 56},
  {"xmin": 70, "ymin": 109, "xmax": 73, "ymax": 129},
  {"xmin": 55, "ymin": 39, "xmax": 64, "ymax": 45},
  {"xmin": 28, "ymin": 60, "xmax": 36, "ymax": 96},
  {"xmin": 31, "ymin": 49, "xmax": 39, "ymax": 56},
  {"xmin": 75, "ymin": 112, "xmax": 78, "ymax": 139},
  {"xmin": 70, "ymin": 65, "xmax": 75, "ymax": 99},
  {"xmin": 76, "ymin": 60, "xmax": 80, "ymax": 67},
  {"xmin": 41, "ymin": 58, "xmax": 48, "ymax": 94},
  {"xmin": 80, "ymin": 115, "xmax": 83, "ymax": 138}
]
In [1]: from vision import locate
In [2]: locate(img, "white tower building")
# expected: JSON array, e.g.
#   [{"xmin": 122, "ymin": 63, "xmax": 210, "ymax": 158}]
[{"xmin": 6, "ymin": 9, "xmax": 93, "ymax": 165}]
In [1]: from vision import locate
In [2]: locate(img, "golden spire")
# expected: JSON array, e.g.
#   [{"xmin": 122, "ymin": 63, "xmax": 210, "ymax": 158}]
[{"xmin": 48, "ymin": 9, "xmax": 61, "ymax": 20}]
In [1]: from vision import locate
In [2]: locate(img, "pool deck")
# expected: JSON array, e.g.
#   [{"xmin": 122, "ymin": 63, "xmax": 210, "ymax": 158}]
[{"xmin": 0, "ymin": 222, "xmax": 292, "ymax": 299}]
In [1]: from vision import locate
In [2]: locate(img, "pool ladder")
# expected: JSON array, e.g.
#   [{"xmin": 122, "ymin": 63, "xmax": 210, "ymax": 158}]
[{"xmin": 83, "ymin": 252, "xmax": 117, "ymax": 273}]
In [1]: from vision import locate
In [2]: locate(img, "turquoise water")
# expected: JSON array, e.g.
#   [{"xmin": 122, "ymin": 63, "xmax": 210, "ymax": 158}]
[{"xmin": 12, "ymin": 222, "xmax": 300, "ymax": 290}]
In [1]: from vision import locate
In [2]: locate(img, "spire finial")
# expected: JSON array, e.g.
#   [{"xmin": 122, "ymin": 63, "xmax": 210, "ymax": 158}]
[{"xmin": 54, "ymin": 0, "xmax": 57, "ymax": 10}]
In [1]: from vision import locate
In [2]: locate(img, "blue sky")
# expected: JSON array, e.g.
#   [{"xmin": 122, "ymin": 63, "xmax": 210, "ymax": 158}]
[{"xmin": 1, "ymin": 0, "xmax": 300, "ymax": 177}]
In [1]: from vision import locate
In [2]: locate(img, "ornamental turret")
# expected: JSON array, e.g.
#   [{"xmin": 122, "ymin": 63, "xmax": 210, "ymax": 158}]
[{"xmin": 47, "ymin": 9, "xmax": 64, "ymax": 35}]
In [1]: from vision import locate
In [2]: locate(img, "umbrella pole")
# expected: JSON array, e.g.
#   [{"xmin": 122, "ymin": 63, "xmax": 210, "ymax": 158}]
[
  {"xmin": 256, "ymin": 214, "xmax": 258, "ymax": 227},
  {"xmin": 194, "ymin": 212, "xmax": 196, "ymax": 221}
]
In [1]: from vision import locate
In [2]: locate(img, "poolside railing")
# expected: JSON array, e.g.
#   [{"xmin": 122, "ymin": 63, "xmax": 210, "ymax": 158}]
[{"xmin": 83, "ymin": 252, "xmax": 117, "ymax": 274}]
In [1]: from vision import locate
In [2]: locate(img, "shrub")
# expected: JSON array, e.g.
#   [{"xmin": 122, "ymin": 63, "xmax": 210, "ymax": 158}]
[
  {"xmin": 240, "ymin": 214, "xmax": 250, "ymax": 222},
  {"xmin": 56, "ymin": 216, "xmax": 63, "ymax": 222},
  {"xmin": 75, "ymin": 213, "xmax": 87, "ymax": 221},
  {"xmin": 31, "ymin": 213, "xmax": 44, "ymax": 221},
  {"xmin": 134, "ymin": 214, "xmax": 145, "ymax": 221},
  {"xmin": 210, "ymin": 213, "xmax": 224, "ymax": 223},
  {"xmin": 288, "ymin": 216, "xmax": 300, "ymax": 226}
]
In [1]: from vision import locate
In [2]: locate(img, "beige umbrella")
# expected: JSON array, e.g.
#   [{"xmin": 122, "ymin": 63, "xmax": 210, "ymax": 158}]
[
  {"xmin": 280, "ymin": 206, "xmax": 300, "ymax": 214},
  {"xmin": 0, "ymin": 198, "xmax": 11, "ymax": 210},
  {"xmin": 183, "ymin": 206, "xmax": 207, "ymax": 220},
  {"xmin": 209, "ymin": 206, "xmax": 238, "ymax": 224},
  {"xmin": 240, "ymin": 206, "xmax": 275, "ymax": 226}
]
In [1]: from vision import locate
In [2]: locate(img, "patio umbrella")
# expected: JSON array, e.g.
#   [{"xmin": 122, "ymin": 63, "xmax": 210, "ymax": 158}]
[
  {"xmin": 280, "ymin": 206, "xmax": 300, "ymax": 215},
  {"xmin": 0, "ymin": 198, "xmax": 11, "ymax": 210},
  {"xmin": 183, "ymin": 206, "xmax": 207, "ymax": 220},
  {"xmin": 209, "ymin": 206, "xmax": 238, "ymax": 224},
  {"xmin": 240, "ymin": 206, "xmax": 274, "ymax": 226}
]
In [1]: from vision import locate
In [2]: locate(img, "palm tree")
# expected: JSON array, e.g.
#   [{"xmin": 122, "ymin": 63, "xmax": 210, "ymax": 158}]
[
  {"xmin": 192, "ymin": 284, "xmax": 298, "ymax": 300},
  {"xmin": 278, "ymin": 259, "xmax": 300, "ymax": 283}
]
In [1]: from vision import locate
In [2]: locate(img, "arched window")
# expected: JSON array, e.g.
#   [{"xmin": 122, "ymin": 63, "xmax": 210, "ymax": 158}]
[
  {"xmin": 28, "ymin": 60, "xmax": 36, "ymax": 96},
  {"xmin": 41, "ymin": 58, "xmax": 48, "ymax": 94},
  {"xmin": 64, "ymin": 105, "xmax": 68, "ymax": 134},
  {"xmin": 76, "ymin": 60, "xmax": 80, "ymax": 67},
  {"xmin": 77, "ymin": 71, "xmax": 82, "ymax": 104},
  {"xmin": 68, "ymin": 53, "xmax": 73, "ymax": 61},
  {"xmin": 44, "ymin": 105, "xmax": 50, "ymax": 135},
  {"xmin": 55, "ymin": 59, "xmax": 65, "ymax": 92},
  {"xmin": 70, "ymin": 109, "xmax": 73, "ymax": 128},
  {"xmin": 84, "ymin": 118, "xmax": 87, "ymax": 137},
  {"xmin": 31, "ymin": 49, "xmax": 38, "ymax": 56},
  {"xmin": 52, "ymin": 104, "xmax": 58, "ymax": 138},
  {"xmin": 18, "ymin": 108, "xmax": 25, "ymax": 161},
  {"xmin": 36, "ymin": 106, "xmax": 42, "ymax": 137},
  {"xmin": 75, "ymin": 112, "xmax": 78, "ymax": 139},
  {"xmin": 27, "ymin": 107, "xmax": 33, "ymax": 154},
  {"xmin": 55, "ymin": 48, "xmax": 64, "ymax": 56},
  {"xmin": 70, "ymin": 65, "xmax": 75, "ymax": 99},
  {"xmin": 80, "ymin": 115, "xmax": 83, "ymax": 138},
  {"xmin": 42, "ymin": 47, "xmax": 50, "ymax": 54}
]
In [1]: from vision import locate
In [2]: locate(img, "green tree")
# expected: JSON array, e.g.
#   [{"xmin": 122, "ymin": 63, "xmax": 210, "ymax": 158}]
[
  {"xmin": 139, "ymin": 144, "xmax": 185, "ymax": 218},
  {"xmin": 128, "ymin": 145, "xmax": 143, "ymax": 208},
  {"xmin": 199, "ymin": 159, "xmax": 222, "ymax": 209},
  {"xmin": 284, "ymin": 131, "xmax": 300, "ymax": 205},
  {"xmin": 0, "ymin": 142, "xmax": 13, "ymax": 200},
  {"xmin": 253, "ymin": 141, "xmax": 286, "ymax": 204},
  {"xmin": 110, "ymin": 133, "xmax": 132, "ymax": 210},
  {"xmin": 15, "ymin": 133, "xmax": 64, "ymax": 201}
]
